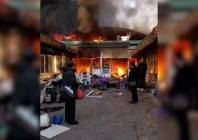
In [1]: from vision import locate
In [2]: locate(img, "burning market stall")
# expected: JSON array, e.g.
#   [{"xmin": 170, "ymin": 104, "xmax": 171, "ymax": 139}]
[
  {"xmin": 77, "ymin": 41, "xmax": 135, "ymax": 78},
  {"xmin": 40, "ymin": 34, "xmax": 77, "ymax": 79}
]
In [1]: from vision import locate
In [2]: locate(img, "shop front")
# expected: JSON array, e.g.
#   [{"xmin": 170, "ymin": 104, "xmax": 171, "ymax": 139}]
[
  {"xmin": 131, "ymin": 26, "xmax": 157, "ymax": 83},
  {"xmin": 40, "ymin": 34, "xmax": 76, "ymax": 79}
]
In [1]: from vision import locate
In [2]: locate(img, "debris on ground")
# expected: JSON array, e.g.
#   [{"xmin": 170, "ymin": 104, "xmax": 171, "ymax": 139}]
[
  {"xmin": 86, "ymin": 90, "xmax": 94, "ymax": 96},
  {"xmin": 41, "ymin": 125, "xmax": 70, "ymax": 139},
  {"xmin": 86, "ymin": 96, "xmax": 103, "ymax": 98},
  {"xmin": 96, "ymin": 91, "xmax": 102, "ymax": 95}
]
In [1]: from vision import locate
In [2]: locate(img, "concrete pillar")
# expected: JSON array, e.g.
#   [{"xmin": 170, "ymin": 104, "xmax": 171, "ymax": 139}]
[{"xmin": 100, "ymin": 51, "xmax": 103, "ymax": 77}]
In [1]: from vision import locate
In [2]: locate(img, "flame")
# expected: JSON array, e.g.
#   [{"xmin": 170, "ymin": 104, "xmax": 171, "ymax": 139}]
[
  {"xmin": 54, "ymin": 33, "xmax": 62, "ymax": 42},
  {"xmin": 93, "ymin": 39, "xmax": 103, "ymax": 42},
  {"xmin": 86, "ymin": 68, "xmax": 90, "ymax": 72},
  {"xmin": 117, "ymin": 67, "xmax": 124, "ymax": 76}
]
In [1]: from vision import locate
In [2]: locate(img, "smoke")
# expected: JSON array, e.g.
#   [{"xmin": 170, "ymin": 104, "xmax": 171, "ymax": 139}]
[
  {"xmin": 77, "ymin": 0, "xmax": 99, "ymax": 33},
  {"xmin": 97, "ymin": 0, "xmax": 158, "ymax": 34},
  {"xmin": 41, "ymin": 0, "xmax": 79, "ymax": 36},
  {"xmin": 41, "ymin": 0, "xmax": 157, "ymax": 35}
]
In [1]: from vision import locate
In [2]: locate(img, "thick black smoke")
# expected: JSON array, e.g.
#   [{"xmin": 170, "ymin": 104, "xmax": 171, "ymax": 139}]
[
  {"xmin": 41, "ymin": 0, "xmax": 157, "ymax": 36},
  {"xmin": 41, "ymin": 0, "xmax": 79, "ymax": 36}
]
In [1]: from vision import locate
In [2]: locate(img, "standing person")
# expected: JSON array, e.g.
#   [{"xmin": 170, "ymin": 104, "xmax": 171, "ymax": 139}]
[
  {"xmin": 62, "ymin": 61, "xmax": 79, "ymax": 125},
  {"xmin": 9, "ymin": 48, "xmax": 40, "ymax": 140},
  {"xmin": 168, "ymin": 52, "xmax": 193, "ymax": 140},
  {"xmin": 138, "ymin": 57, "xmax": 147, "ymax": 88},
  {"xmin": 127, "ymin": 62, "xmax": 138, "ymax": 104}
]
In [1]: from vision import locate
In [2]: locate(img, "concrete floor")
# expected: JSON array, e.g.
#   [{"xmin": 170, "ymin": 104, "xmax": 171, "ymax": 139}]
[{"xmin": 41, "ymin": 88, "xmax": 158, "ymax": 140}]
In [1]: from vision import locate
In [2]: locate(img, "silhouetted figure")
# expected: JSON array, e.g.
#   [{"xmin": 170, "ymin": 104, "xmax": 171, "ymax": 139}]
[
  {"xmin": 62, "ymin": 61, "xmax": 79, "ymax": 125},
  {"xmin": 138, "ymin": 57, "xmax": 147, "ymax": 88},
  {"xmin": 128, "ymin": 62, "xmax": 138, "ymax": 104},
  {"xmin": 169, "ymin": 52, "xmax": 193, "ymax": 140},
  {"xmin": 9, "ymin": 48, "xmax": 40, "ymax": 140}
]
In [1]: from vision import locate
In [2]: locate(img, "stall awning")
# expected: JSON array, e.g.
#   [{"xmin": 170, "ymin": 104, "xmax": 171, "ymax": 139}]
[
  {"xmin": 132, "ymin": 39, "xmax": 157, "ymax": 58},
  {"xmin": 131, "ymin": 27, "xmax": 157, "ymax": 57}
]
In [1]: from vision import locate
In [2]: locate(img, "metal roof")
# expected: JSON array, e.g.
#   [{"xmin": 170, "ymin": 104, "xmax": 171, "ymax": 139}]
[{"xmin": 61, "ymin": 40, "xmax": 142, "ymax": 46}]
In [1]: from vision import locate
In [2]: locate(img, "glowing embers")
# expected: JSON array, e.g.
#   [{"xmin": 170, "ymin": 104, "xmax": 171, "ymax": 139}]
[
  {"xmin": 54, "ymin": 33, "xmax": 63, "ymax": 42},
  {"xmin": 93, "ymin": 36, "xmax": 105, "ymax": 42},
  {"xmin": 63, "ymin": 34, "xmax": 78, "ymax": 41}
]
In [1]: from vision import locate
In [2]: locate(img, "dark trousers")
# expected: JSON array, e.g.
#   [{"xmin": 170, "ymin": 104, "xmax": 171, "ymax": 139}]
[
  {"xmin": 138, "ymin": 75, "xmax": 145, "ymax": 88},
  {"xmin": 175, "ymin": 111, "xmax": 190, "ymax": 140},
  {"xmin": 130, "ymin": 86, "xmax": 138, "ymax": 102},
  {"xmin": 65, "ymin": 99, "xmax": 76, "ymax": 122}
]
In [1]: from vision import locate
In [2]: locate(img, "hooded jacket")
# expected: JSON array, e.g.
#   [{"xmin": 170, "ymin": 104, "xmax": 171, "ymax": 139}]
[
  {"xmin": 10, "ymin": 48, "xmax": 40, "ymax": 139},
  {"xmin": 127, "ymin": 66, "xmax": 138, "ymax": 82},
  {"xmin": 62, "ymin": 66, "xmax": 79, "ymax": 99}
]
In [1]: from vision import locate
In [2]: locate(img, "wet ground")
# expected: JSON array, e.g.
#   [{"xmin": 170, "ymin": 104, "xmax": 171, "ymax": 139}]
[{"xmin": 41, "ymin": 88, "xmax": 158, "ymax": 140}]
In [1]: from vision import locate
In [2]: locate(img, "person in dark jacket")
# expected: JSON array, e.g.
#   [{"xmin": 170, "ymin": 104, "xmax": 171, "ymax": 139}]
[
  {"xmin": 62, "ymin": 61, "xmax": 79, "ymax": 125},
  {"xmin": 127, "ymin": 62, "xmax": 138, "ymax": 104},
  {"xmin": 168, "ymin": 52, "xmax": 193, "ymax": 140},
  {"xmin": 9, "ymin": 48, "xmax": 40, "ymax": 140},
  {"xmin": 138, "ymin": 57, "xmax": 147, "ymax": 88}
]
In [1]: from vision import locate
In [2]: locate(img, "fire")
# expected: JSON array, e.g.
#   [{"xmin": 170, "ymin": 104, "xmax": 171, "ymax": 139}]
[
  {"xmin": 117, "ymin": 67, "xmax": 125, "ymax": 76},
  {"xmin": 93, "ymin": 36, "xmax": 104, "ymax": 42},
  {"xmin": 54, "ymin": 33, "xmax": 62, "ymax": 42},
  {"xmin": 86, "ymin": 68, "xmax": 90, "ymax": 72}
]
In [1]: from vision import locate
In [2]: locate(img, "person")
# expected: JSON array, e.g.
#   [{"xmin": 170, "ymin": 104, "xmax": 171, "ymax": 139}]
[
  {"xmin": 127, "ymin": 62, "xmax": 138, "ymax": 104},
  {"xmin": 9, "ymin": 48, "xmax": 40, "ymax": 140},
  {"xmin": 168, "ymin": 52, "xmax": 193, "ymax": 140},
  {"xmin": 86, "ymin": 71, "xmax": 92, "ymax": 85},
  {"xmin": 138, "ymin": 57, "xmax": 147, "ymax": 88},
  {"xmin": 62, "ymin": 61, "xmax": 79, "ymax": 125}
]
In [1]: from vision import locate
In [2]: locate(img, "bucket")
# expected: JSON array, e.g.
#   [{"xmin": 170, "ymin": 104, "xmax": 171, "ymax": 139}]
[
  {"xmin": 52, "ymin": 115, "xmax": 64, "ymax": 125},
  {"xmin": 40, "ymin": 113, "xmax": 50, "ymax": 128}
]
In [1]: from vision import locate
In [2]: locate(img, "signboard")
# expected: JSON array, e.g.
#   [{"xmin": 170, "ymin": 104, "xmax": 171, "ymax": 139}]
[
  {"xmin": 103, "ymin": 69, "xmax": 111, "ymax": 78},
  {"xmin": 103, "ymin": 69, "xmax": 110, "ymax": 74}
]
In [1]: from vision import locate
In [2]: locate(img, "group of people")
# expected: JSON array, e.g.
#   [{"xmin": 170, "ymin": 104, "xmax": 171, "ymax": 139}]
[
  {"xmin": 62, "ymin": 58, "xmax": 147, "ymax": 125},
  {"xmin": 127, "ymin": 57, "xmax": 147, "ymax": 104}
]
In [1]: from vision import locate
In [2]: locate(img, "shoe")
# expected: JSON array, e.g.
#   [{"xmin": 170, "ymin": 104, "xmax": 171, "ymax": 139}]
[
  {"xmin": 129, "ymin": 101, "xmax": 138, "ymax": 104},
  {"xmin": 129, "ymin": 101, "xmax": 134, "ymax": 104},
  {"xmin": 67, "ymin": 121, "xmax": 79, "ymax": 125}
]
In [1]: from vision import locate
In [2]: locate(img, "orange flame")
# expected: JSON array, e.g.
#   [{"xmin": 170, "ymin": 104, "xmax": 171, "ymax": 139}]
[
  {"xmin": 54, "ymin": 33, "xmax": 62, "ymax": 42},
  {"xmin": 117, "ymin": 67, "xmax": 125, "ymax": 76},
  {"xmin": 86, "ymin": 67, "xmax": 90, "ymax": 72}
]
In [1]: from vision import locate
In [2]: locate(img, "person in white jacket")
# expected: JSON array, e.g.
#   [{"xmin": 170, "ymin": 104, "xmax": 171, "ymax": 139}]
[{"xmin": 86, "ymin": 71, "xmax": 92, "ymax": 85}]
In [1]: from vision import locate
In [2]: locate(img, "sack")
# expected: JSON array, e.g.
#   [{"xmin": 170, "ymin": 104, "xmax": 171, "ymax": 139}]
[
  {"xmin": 77, "ymin": 88, "xmax": 84, "ymax": 100},
  {"xmin": 62, "ymin": 86, "xmax": 74, "ymax": 99}
]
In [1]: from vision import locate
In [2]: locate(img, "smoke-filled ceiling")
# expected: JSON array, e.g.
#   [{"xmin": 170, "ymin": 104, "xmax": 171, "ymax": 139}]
[{"xmin": 41, "ymin": 0, "xmax": 157, "ymax": 37}]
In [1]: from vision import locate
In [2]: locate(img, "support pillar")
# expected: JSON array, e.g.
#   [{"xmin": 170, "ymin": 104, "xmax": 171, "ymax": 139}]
[{"xmin": 100, "ymin": 51, "xmax": 103, "ymax": 77}]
